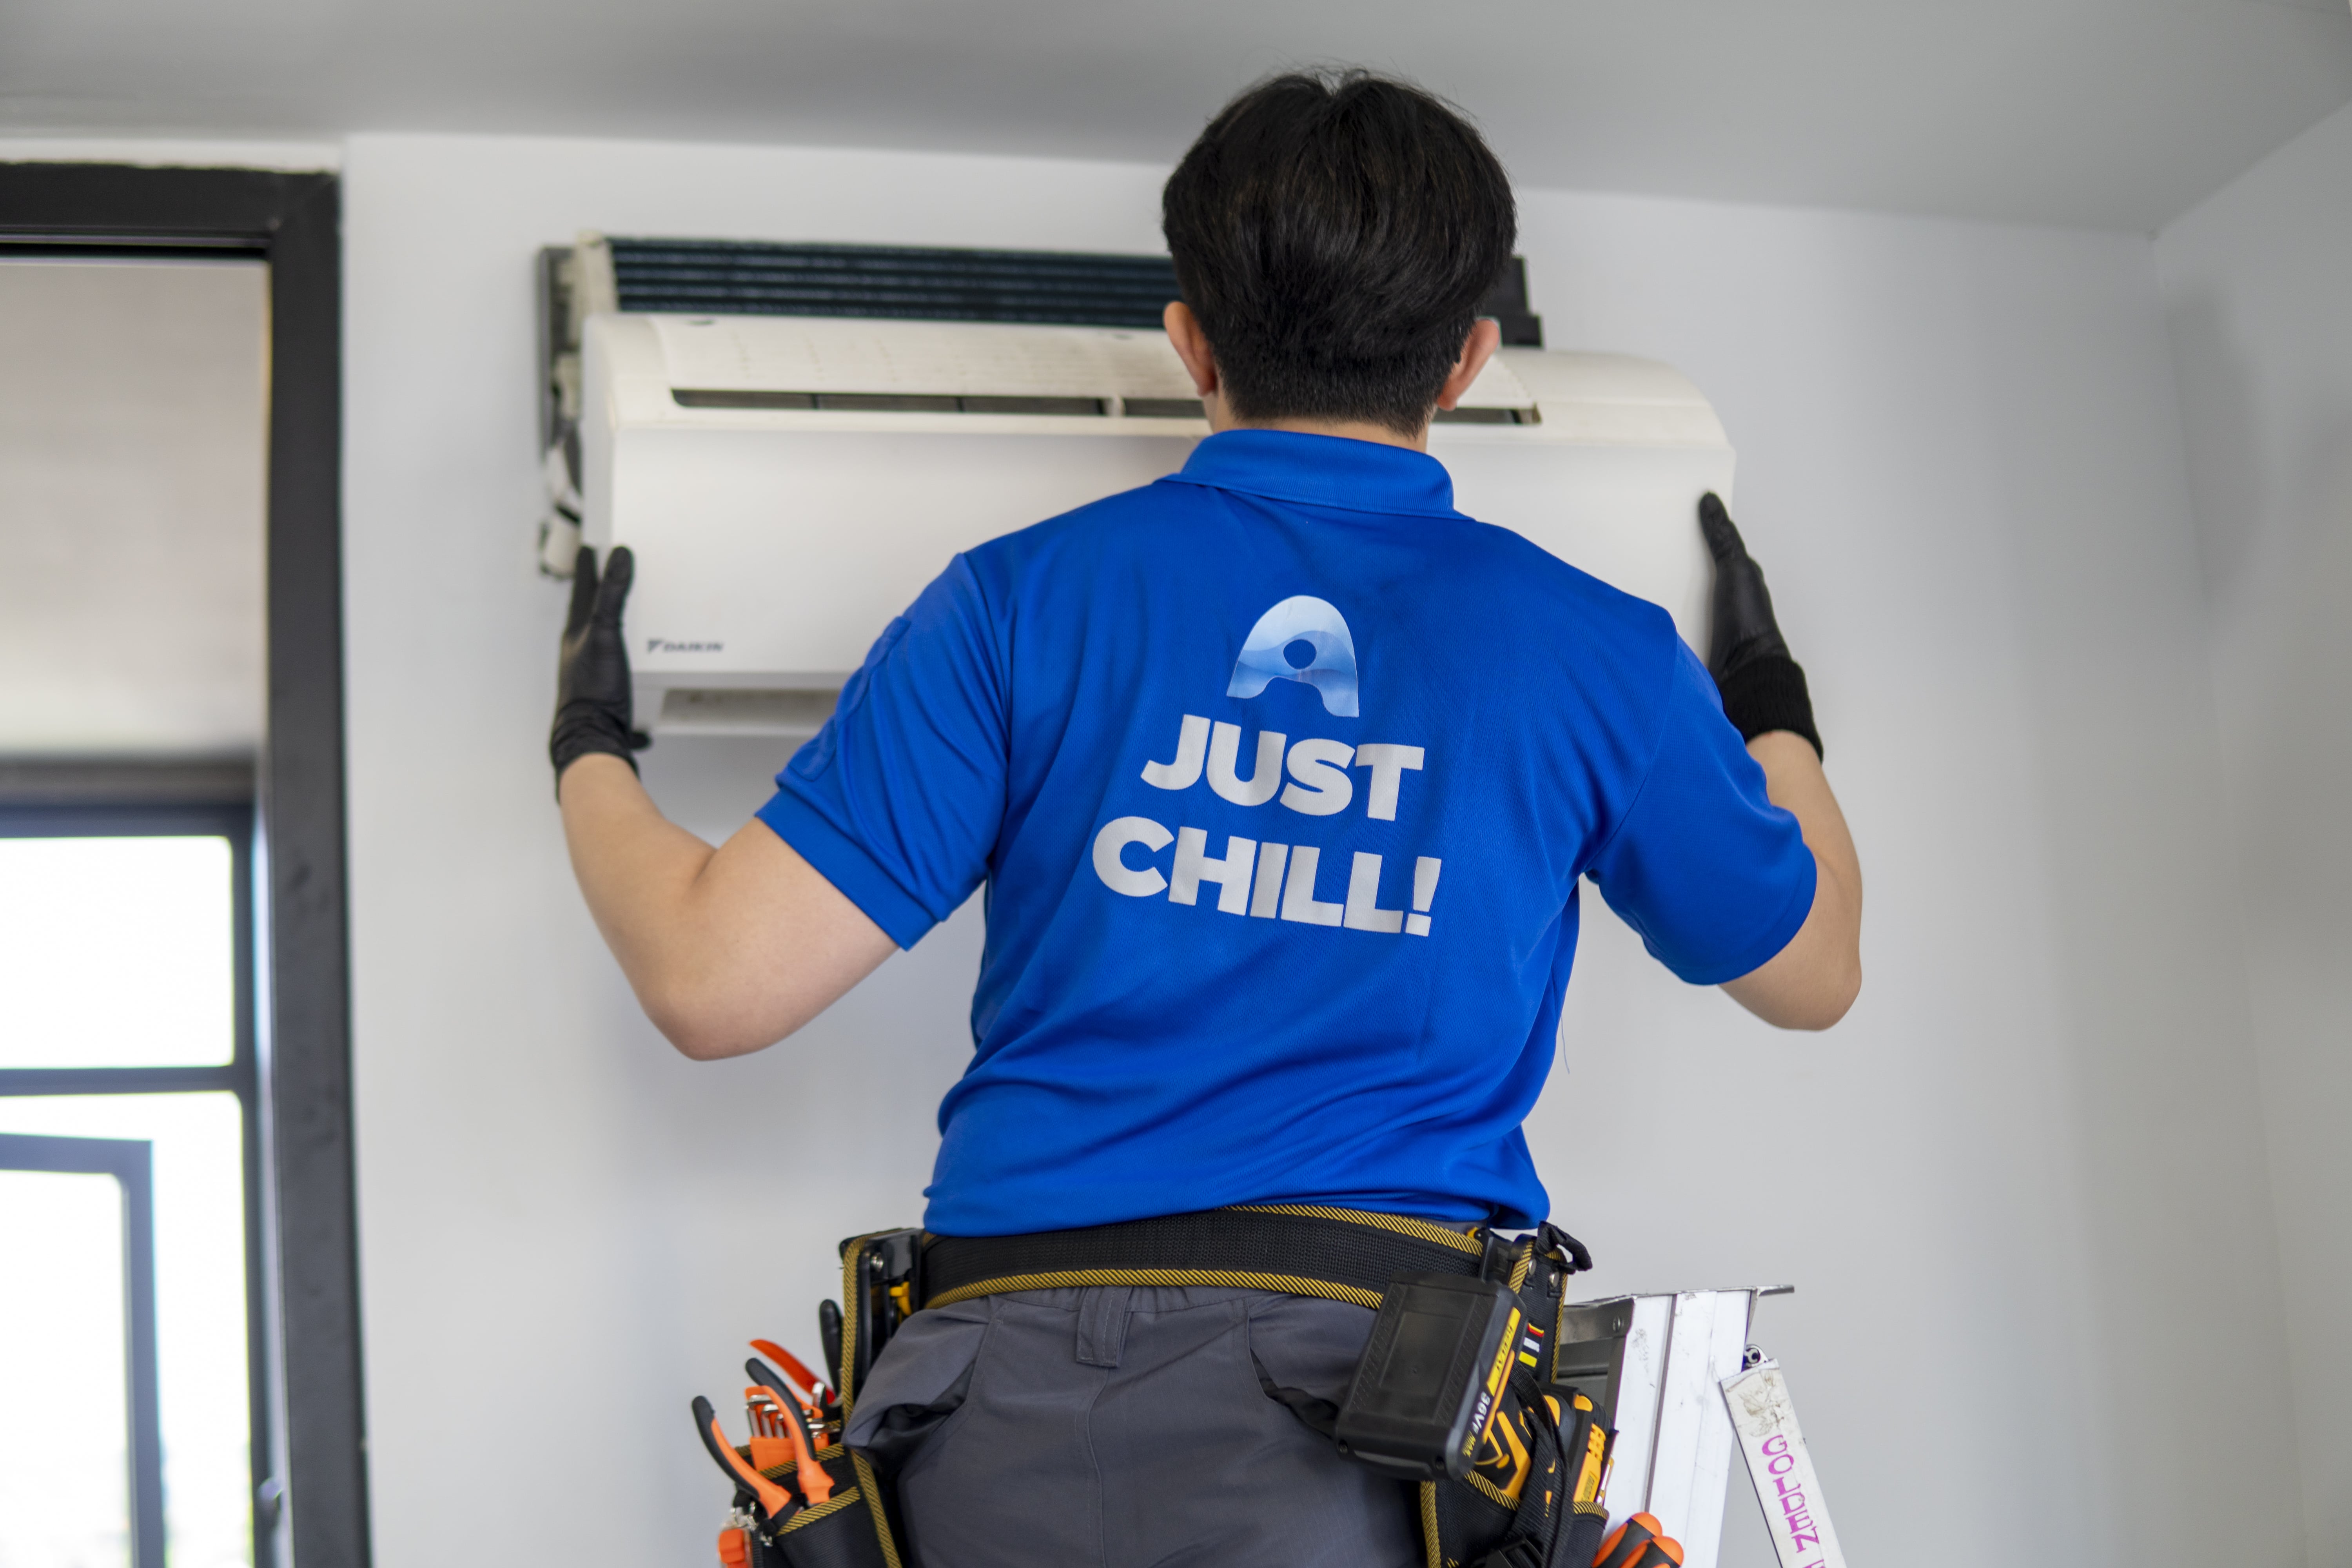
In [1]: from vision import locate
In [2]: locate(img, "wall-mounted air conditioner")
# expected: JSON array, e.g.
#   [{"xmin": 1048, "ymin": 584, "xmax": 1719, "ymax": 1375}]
[{"xmin": 542, "ymin": 238, "xmax": 1732, "ymax": 738}]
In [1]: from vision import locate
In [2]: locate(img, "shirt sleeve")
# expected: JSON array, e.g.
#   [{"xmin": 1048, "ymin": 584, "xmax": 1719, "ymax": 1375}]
[
  {"xmin": 1585, "ymin": 642, "xmax": 1818, "ymax": 984},
  {"xmin": 755, "ymin": 554, "xmax": 1008, "ymax": 949}
]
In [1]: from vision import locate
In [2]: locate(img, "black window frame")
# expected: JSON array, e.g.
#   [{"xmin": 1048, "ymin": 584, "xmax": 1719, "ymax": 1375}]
[
  {"xmin": 0, "ymin": 164, "xmax": 365, "ymax": 1568},
  {"xmin": 0, "ymin": 799, "xmax": 266, "ymax": 1567},
  {"xmin": 0, "ymin": 1128, "xmax": 166, "ymax": 1568}
]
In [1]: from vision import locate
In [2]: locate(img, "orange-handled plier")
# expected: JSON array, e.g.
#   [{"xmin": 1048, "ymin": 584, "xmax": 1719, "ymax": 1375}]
[
  {"xmin": 751, "ymin": 1339, "xmax": 831, "ymax": 1411},
  {"xmin": 747, "ymin": 1358, "xmax": 833, "ymax": 1503},
  {"xmin": 691, "ymin": 1395, "xmax": 797, "ymax": 1526}
]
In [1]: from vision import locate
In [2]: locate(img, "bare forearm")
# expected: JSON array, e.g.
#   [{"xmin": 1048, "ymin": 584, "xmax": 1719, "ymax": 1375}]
[
  {"xmin": 1750, "ymin": 731, "xmax": 1859, "ymax": 917},
  {"xmin": 557, "ymin": 756, "xmax": 895, "ymax": 1057},
  {"xmin": 559, "ymin": 755, "xmax": 724, "ymax": 1018},
  {"xmin": 1722, "ymin": 731, "xmax": 1862, "ymax": 1028}
]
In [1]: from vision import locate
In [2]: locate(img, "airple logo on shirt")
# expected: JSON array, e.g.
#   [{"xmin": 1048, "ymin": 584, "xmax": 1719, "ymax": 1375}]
[
  {"xmin": 1089, "ymin": 594, "xmax": 1442, "ymax": 937},
  {"xmin": 1228, "ymin": 595, "xmax": 1359, "ymax": 717}
]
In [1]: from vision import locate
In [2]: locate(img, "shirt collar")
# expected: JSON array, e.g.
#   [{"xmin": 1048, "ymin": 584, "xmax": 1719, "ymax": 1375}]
[{"xmin": 1168, "ymin": 429, "xmax": 1459, "ymax": 519}]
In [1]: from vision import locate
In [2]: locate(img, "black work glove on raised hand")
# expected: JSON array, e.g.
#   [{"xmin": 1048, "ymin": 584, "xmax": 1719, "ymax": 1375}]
[
  {"xmin": 1699, "ymin": 493, "xmax": 1822, "ymax": 759},
  {"xmin": 550, "ymin": 544, "xmax": 650, "ymax": 797}
]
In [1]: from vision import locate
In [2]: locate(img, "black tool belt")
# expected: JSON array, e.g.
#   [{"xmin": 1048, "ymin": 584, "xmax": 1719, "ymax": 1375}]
[
  {"xmin": 853, "ymin": 1206, "xmax": 1605, "ymax": 1568},
  {"xmin": 919, "ymin": 1203, "xmax": 1494, "ymax": 1311}
]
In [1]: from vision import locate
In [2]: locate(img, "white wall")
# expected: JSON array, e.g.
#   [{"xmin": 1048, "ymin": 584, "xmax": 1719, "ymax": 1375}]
[
  {"xmin": 339, "ymin": 134, "xmax": 1171, "ymax": 1568},
  {"xmin": 2156, "ymin": 100, "xmax": 2352, "ymax": 1565},
  {"xmin": 1515, "ymin": 189, "xmax": 2303, "ymax": 1567},
  {"xmin": 339, "ymin": 133, "xmax": 2305, "ymax": 1567}
]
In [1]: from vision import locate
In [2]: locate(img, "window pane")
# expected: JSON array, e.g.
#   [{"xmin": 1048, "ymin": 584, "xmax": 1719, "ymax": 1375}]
[
  {"xmin": 0, "ymin": 258, "xmax": 268, "ymax": 757},
  {"xmin": 0, "ymin": 1095, "xmax": 253, "ymax": 1568},
  {"xmin": 0, "ymin": 836, "xmax": 235, "ymax": 1068},
  {"xmin": 0, "ymin": 1168, "xmax": 132, "ymax": 1568}
]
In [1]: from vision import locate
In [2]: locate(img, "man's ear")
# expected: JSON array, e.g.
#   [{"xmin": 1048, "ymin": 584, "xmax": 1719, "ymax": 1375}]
[
  {"xmin": 1164, "ymin": 301, "xmax": 1221, "ymax": 397},
  {"xmin": 1432, "ymin": 319, "xmax": 1504, "ymax": 412}
]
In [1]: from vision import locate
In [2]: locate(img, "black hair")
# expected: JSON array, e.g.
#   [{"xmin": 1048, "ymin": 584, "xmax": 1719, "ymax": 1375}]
[{"xmin": 1161, "ymin": 70, "xmax": 1516, "ymax": 435}]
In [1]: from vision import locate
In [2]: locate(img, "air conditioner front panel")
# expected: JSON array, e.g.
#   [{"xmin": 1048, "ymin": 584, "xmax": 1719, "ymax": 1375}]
[
  {"xmin": 581, "ymin": 314, "xmax": 1736, "ymax": 736},
  {"xmin": 635, "ymin": 312, "xmax": 1536, "ymax": 412},
  {"xmin": 646, "ymin": 314, "xmax": 1201, "ymax": 403},
  {"xmin": 1433, "ymin": 436, "xmax": 1730, "ymax": 655},
  {"xmin": 596, "ymin": 422, "xmax": 1199, "ymax": 693}
]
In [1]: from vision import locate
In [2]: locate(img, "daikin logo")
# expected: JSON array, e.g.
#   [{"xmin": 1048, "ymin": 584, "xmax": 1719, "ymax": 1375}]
[
  {"xmin": 1227, "ymin": 595, "xmax": 1359, "ymax": 717},
  {"xmin": 646, "ymin": 638, "xmax": 724, "ymax": 654}
]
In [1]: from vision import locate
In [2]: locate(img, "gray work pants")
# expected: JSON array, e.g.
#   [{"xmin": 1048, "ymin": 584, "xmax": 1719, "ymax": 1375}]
[{"xmin": 840, "ymin": 1284, "xmax": 1419, "ymax": 1568}]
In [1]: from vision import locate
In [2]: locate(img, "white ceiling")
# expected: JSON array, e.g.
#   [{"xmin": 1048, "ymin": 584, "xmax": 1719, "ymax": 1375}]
[
  {"xmin": 5, "ymin": 0, "xmax": 2351, "ymax": 230},
  {"xmin": 0, "ymin": 261, "xmax": 267, "ymax": 758}
]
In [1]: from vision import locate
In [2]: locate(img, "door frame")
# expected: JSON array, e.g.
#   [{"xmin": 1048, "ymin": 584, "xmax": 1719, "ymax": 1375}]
[{"xmin": 0, "ymin": 162, "xmax": 367, "ymax": 1568}]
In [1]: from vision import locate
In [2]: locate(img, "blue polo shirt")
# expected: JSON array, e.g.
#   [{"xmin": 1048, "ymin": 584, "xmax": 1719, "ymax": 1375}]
[{"xmin": 759, "ymin": 430, "xmax": 1815, "ymax": 1235}]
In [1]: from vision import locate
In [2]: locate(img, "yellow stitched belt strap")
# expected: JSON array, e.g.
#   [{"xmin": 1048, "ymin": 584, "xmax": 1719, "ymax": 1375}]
[{"xmin": 920, "ymin": 1205, "xmax": 1486, "ymax": 1311}]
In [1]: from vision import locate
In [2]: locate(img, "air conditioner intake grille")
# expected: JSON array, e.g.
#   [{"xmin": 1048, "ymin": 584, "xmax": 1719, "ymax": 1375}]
[{"xmin": 610, "ymin": 240, "xmax": 1183, "ymax": 329}]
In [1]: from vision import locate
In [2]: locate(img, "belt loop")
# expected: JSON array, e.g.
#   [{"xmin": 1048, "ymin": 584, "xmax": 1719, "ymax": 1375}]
[{"xmin": 1074, "ymin": 1284, "xmax": 1133, "ymax": 1368}]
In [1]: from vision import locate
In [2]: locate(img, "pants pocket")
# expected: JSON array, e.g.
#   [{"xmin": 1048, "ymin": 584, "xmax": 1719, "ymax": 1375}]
[{"xmin": 841, "ymin": 1300, "xmax": 991, "ymax": 1471}]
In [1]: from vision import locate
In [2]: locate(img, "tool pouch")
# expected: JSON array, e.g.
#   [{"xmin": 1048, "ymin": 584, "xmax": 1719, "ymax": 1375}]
[
  {"xmin": 1250, "ymin": 1221, "xmax": 1600, "ymax": 1568},
  {"xmin": 1401, "ymin": 1225, "xmax": 1602, "ymax": 1568},
  {"xmin": 1413, "ymin": 1365, "xmax": 1601, "ymax": 1568},
  {"xmin": 745, "ymin": 1446, "xmax": 902, "ymax": 1568},
  {"xmin": 696, "ymin": 1230, "xmax": 921, "ymax": 1568},
  {"xmin": 775, "ymin": 1229, "xmax": 924, "ymax": 1568}
]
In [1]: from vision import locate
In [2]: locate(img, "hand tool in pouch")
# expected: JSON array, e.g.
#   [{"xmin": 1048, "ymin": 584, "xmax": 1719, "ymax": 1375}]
[
  {"xmin": 747, "ymin": 1358, "xmax": 833, "ymax": 1502},
  {"xmin": 690, "ymin": 1394, "xmax": 798, "ymax": 1529},
  {"xmin": 1548, "ymin": 1386, "xmax": 1610, "ymax": 1512},
  {"xmin": 818, "ymin": 1299, "xmax": 845, "ymax": 1394},
  {"xmin": 750, "ymin": 1337, "xmax": 832, "ymax": 1414},
  {"xmin": 715, "ymin": 1506, "xmax": 757, "ymax": 1568},
  {"xmin": 844, "ymin": 1228, "xmax": 923, "ymax": 1393},
  {"xmin": 1595, "ymin": 1512, "xmax": 1685, "ymax": 1568},
  {"xmin": 742, "ymin": 1387, "xmax": 796, "ymax": 1472}
]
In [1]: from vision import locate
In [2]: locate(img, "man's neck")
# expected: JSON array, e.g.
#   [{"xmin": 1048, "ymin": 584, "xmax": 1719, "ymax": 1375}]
[{"xmin": 1204, "ymin": 401, "xmax": 1428, "ymax": 453}]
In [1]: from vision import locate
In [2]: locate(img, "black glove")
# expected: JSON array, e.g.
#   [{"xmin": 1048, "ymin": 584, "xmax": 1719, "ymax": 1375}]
[
  {"xmin": 550, "ymin": 544, "xmax": 650, "ymax": 795},
  {"xmin": 1698, "ymin": 493, "xmax": 1822, "ymax": 759}
]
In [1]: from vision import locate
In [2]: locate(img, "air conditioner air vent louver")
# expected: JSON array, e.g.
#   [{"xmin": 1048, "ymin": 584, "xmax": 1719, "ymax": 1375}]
[{"xmin": 608, "ymin": 240, "xmax": 1183, "ymax": 329}]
